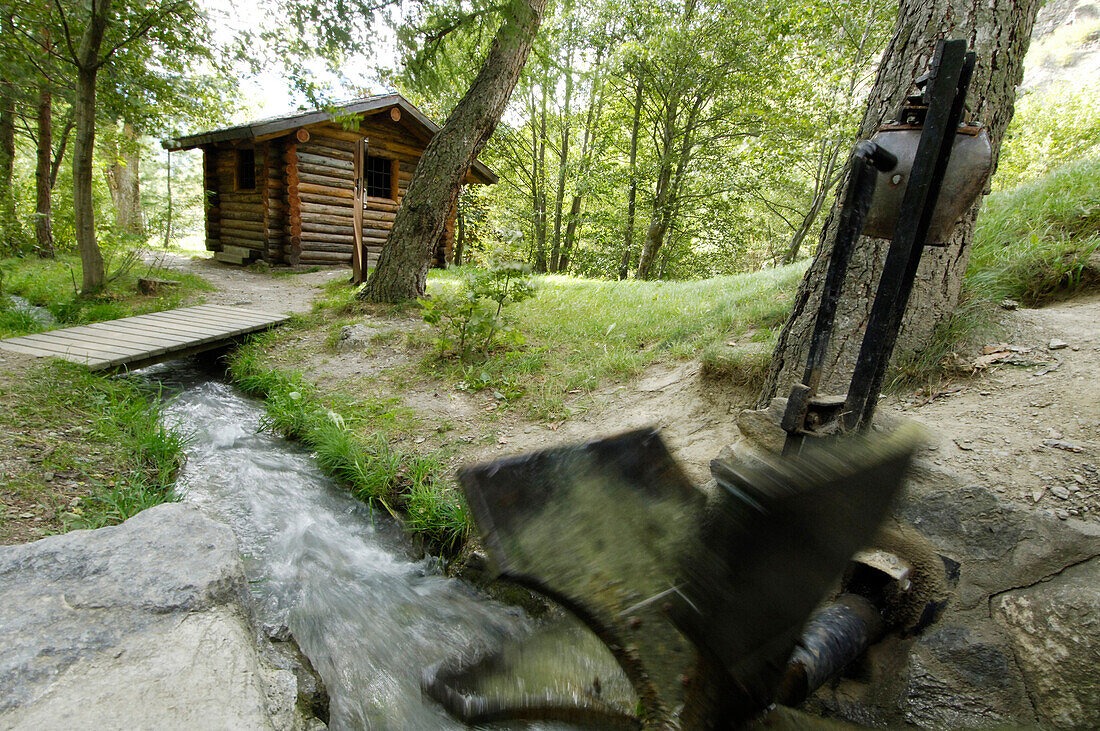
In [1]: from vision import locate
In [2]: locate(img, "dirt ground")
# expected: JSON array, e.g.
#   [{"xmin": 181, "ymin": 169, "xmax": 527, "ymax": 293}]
[{"xmin": 3, "ymin": 254, "xmax": 1098, "ymax": 543}]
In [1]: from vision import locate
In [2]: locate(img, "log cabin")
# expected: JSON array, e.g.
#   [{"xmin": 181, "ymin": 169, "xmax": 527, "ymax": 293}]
[{"xmin": 164, "ymin": 94, "xmax": 497, "ymax": 273}]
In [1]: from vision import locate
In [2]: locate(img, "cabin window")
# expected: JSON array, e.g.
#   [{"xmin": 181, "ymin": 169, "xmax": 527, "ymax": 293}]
[
  {"xmin": 236, "ymin": 148, "xmax": 256, "ymax": 191},
  {"xmin": 364, "ymin": 154, "xmax": 394, "ymax": 199}
]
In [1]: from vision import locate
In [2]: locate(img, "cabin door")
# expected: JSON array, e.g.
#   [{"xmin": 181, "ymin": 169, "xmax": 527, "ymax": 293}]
[{"xmin": 352, "ymin": 139, "xmax": 367, "ymax": 281}]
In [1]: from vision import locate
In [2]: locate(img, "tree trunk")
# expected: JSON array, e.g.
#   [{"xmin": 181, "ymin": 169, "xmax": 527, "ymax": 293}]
[
  {"xmin": 35, "ymin": 80, "xmax": 54, "ymax": 258},
  {"xmin": 106, "ymin": 122, "xmax": 144, "ymax": 235},
  {"xmin": 534, "ymin": 75, "xmax": 549, "ymax": 272},
  {"xmin": 359, "ymin": 0, "xmax": 548, "ymax": 301},
  {"xmin": 549, "ymin": 46, "xmax": 573, "ymax": 273},
  {"xmin": 454, "ymin": 199, "xmax": 465, "ymax": 265},
  {"xmin": 619, "ymin": 75, "xmax": 644, "ymax": 280},
  {"xmin": 73, "ymin": 0, "xmax": 111, "ymax": 294},
  {"xmin": 74, "ymin": 65, "xmax": 105, "ymax": 293},
  {"xmin": 560, "ymin": 52, "xmax": 606, "ymax": 274},
  {"xmin": 0, "ymin": 12, "xmax": 16, "ymax": 252},
  {"xmin": 758, "ymin": 0, "xmax": 1041, "ymax": 405},
  {"xmin": 783, "ymin": 139, "xmax": 842, "ymax": 264}
]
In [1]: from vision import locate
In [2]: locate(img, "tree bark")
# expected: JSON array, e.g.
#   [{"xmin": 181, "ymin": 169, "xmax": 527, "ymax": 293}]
[
  {"xmin": 359, "ymin": 0, "xmax": 548, "ymax": 301},
  {"xmin": 73, "ymin": 0, "xmax": 112, "ymax": 294},
  {"xmin": 619, "ymin": 75, "xmax": 643, "ymax": 280},
  {"xmin": 757, "ymin": 0, "xmax": 1041, "ymax": 405},
  {"xmin": 549, "ymin": 44, "xmax": 573, "ymax": 273},
  {"xmin": 35, "ymin": 80, "xmax": 54, "ymax": 258},
  {"xmin": 106, "ymin": 121, "xmax": 145, "ymax": 235},
  {"xmin": 0, "ymin": 11, "xmax": 16, "ymax": 251}
]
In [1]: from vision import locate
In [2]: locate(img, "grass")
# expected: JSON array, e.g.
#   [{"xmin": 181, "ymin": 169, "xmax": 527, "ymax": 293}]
[
  {"xmin": 228, "ymin": 337, "xmax": 470, "ymax": 555},
  {"xmin": 0, "ymin": 361, "xmax": 186, "ymax": 542},
  {"xmin": 360, "ymin": 263, "xmax": 809, "ymax": 421},
  {"xmin": 892, "ymin": 156, "xmax": 1100, "ymax": 388},
  {"xmin": 0, "ymin": 252, "xmax": 212, "ymax": 339}
]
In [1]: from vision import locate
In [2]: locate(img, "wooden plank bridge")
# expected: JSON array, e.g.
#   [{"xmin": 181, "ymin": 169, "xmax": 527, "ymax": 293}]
[{"xmin": 0, "ymin": 304, "xmax": 290, "ymax": 372}]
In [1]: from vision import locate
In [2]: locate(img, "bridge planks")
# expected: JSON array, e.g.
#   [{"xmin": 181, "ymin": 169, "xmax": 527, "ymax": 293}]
[{"xmin": 0, "ymin": 304, "xmax": 290, "ymax": 371}]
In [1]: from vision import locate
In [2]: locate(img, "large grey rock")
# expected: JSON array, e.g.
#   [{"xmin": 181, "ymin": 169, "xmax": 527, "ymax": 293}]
[
  {"xmin": 994, "ymin": 557, "xmax": 1100, "ymax": 727},
  {"xmin": 0, "ymin": 503, "xmax": 313, "ymax": 729}
]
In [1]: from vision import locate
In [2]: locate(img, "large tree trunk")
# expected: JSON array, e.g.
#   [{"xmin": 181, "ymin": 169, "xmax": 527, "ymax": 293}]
[
  {"xmin": 35, "ymin": 81, "xmax": 54, "ymax": 258},
  {"xmin": 359, "ymin": 0, "xmax": 548, "ymax": 301},
  {"xmin": 73, "ymin": 0, "xmax": 111, "ymax": 294},
  {"xmin": 619, "ymin": 75, "xmax": 643, "ymax": 280},
  {"xmin": 757, "ymin": 0, "xmax": 1041, "ymax": 404}
]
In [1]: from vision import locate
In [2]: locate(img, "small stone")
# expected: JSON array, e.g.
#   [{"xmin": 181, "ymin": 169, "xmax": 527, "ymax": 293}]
[
  {"xmin": 1051, "ymin": 485, "xmax": 1071, "ymax": 500},
  {"xmin": 1048, "ymin": 428, "xmax": 1063, "ymax": 440},
  {"xmin": 1073, "ymin": 474, "xmax": 1087, "ymax": 485},
  {"xmin": 1032, "ymin": 489, "xmax": 1044, "ymax": 503},
  {"xmin": 1048, "ymin": 339, "xmax": 1068, "ymax": 350},
  {"xmin": 1054, "ymin": 508, "xmax": 1070, "ymax": 520},
  {"xmin": 43, "ymin": 471, "xmax": 54, "ymax": 482},
  {"xmin": 1000, "ymin": 299, "xmax": 1020, "ymax": 310},
  {"xmin": 1043, "ymin": 439, "xmax": 1085, "ymax": 453}
]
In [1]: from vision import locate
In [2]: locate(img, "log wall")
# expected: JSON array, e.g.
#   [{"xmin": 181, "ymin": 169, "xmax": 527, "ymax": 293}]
[{"xmin": 202, "ymin": 145, "xmax": 220, "ymax": 251}]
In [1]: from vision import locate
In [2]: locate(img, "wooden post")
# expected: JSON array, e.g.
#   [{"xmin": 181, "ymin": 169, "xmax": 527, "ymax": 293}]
[
  {"xmin": 351, "ymin": 138, "xmax": 365, "ymax": 282},
  {"xmin": 286, "ymin": 143, "xmax": 302, "ymax": 266}
]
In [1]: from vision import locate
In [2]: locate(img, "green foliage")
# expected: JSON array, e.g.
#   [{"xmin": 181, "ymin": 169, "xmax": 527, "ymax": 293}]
[
  {"xmin": 0, "ymin": 361, "xmax": 186, "ymax": 532},
  {"xmin": 995, "ymin": 78, "xmax": 1100, "ymax": 191},
  {"xmin": 229, "ymin": 339, "xmax": 469, "ymax": 555},
  {"xmin": 969, "ymin": 156, "xmax": 1100, "ymax": 305},
  {"xmin": 0, "ymin": 253, "xmax": 211, "ymax": 338},
  {"xmin": 419, "ymin": 262, "xmax": 535, "ymax": 361}
]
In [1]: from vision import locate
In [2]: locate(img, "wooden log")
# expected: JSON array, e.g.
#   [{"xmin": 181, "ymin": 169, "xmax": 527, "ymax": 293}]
[
  {"xmin": 302, "ymin": 240, "xmax": 354, "ymax": 253},
  {"xmin": 309, "ymin": 134, "xmax": 356, "ymax": 151},
  {"xmin": 217, "ymin": 216, "xmax": 265, "ymax": 232},
  {"xmin": 286, "ymin": 143, "xmax": 302, "ymax": 266},
  {"xmin": 221, "ymin": 212, "xmax": 264, "ymax": 225},
  {"xmin": 300, "ymin": 212, "xmax": 353, "ymax": 228},
  {"xmin": 296, "ymin": 128, "xmax": 310, "ymax": 143},
  {"xmin": 299, "ymin": 182, "xmax": 355, "ymax": 200},
  {"xmin": 303, "ymin": 231, "xmax": 356, "ymax": 245},
  {"xmin": 295, "ymin": 166, "xmax": 353, "ymax": 189},
  {"xmin": 300, "ymin": 200, "xmax": 359, "ymax": 218},
  {"xmin": 221, "ymin": 234, "xmax": 266, "ymax": 250},
  {"xmin": 299, "ymin": 251, "xmax": 353, "ymax": 263},
  {"xmin": 301, "ymin": 221, "xmax": 355, "ymax": 236},
  {"xmin": 389, "ymin": 107, "xmax": 401, "ymax": 122},
  {"xmin": 299, "ymin": 143, "xmax": 353, "ymax": 162},
  {"xmin": 296, "ymin": 151, "xmax": 353, "ymax": 172}
]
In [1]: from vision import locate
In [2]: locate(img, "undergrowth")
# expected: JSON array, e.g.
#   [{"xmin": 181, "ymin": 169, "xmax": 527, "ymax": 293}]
[
  {"xmin": 0, "ymin": 361, "xmax": 186, "ymax": 538},
  {"xmin": 229, "ymin": 336, "xmax": 470, "ymax": 555}
]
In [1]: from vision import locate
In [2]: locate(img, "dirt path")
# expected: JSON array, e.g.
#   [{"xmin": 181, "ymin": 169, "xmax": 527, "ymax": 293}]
[{"xmin": 895, "ymin": 294, "xmax": 1100, "ymax": 520}]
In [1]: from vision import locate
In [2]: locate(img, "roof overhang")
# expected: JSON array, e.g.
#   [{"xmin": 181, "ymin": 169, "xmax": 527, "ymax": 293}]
[{"xmin": 163, "ymin": 93, "xmax": 497, "ymax": 185}]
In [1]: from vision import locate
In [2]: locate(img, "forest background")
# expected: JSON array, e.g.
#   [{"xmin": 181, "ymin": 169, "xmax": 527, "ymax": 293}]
[{"xmin": 0, "ymin": 0, "xmax": 1097, "ymax": 283}]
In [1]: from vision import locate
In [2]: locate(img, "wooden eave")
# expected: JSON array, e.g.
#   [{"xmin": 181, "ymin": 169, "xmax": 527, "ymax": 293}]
[{"xmin": 164, "ymin": 93, "xmax": 498, "ymax": 185}]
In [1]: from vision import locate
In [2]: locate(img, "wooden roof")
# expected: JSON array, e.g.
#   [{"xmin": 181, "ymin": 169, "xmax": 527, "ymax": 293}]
[{"xmin": 164, "ymin": 93, "xmax": 497, "ymax": 184}]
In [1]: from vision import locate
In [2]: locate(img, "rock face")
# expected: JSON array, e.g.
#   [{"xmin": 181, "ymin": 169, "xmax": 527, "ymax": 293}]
[
  {"xmin": 994, "ymin": 557, "xmax": 1100, "ymax": 727},
  {"xmin": 0, "ymin": 503, "xmax": 316, "ymax": 730},
  {"xmin": 731, "ymin": 400, "xmax": 1100, "ymax": 727}
]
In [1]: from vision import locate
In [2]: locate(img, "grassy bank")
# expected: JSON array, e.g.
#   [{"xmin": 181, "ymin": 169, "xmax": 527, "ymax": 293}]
[
  {"xmin": 314, "ymin": 262, "xmax": 807, "ymax": 421},
  {"xmin": 0, "ymin": 253, "xmax": 212, "ymax": 338},
  {"xmin": 0, "ymin": 361, "xmax": 186, "ymax": 544},
  {"xmin": 229, "ymin": 336, "xmax": 470, "ymax": 555},
  {"xmin": 894, "ymin": 156, "xmax": 1100, "ymax": 385}
]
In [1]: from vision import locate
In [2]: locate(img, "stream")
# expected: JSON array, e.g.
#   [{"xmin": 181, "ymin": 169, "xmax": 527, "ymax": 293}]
[{"xmin": 147, "ymin": 360, "xmax": 630, "ymax": 729}]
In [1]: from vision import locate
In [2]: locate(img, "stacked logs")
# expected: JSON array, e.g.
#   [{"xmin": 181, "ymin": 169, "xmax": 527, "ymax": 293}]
[
  {"xmin": 290, "ymin": 125, "xmax": 415, "ymax": 267},
  {"xmin": 202, "ymin": 145, "xmax": 221, "ymax": 252},
  {"xmin": 264, "ymin": 140, "xmax": 287, "ymax": 263}
]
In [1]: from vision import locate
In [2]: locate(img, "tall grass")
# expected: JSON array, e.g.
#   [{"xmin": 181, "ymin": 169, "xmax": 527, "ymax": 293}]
[{"xmin": 892, "ymin": 156, "xmax": 1100, "ymax": 388}]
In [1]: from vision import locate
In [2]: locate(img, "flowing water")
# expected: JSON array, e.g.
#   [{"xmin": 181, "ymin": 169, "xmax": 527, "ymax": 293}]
[{"xmin": 149, "ymin": 361, "xmax": 630, "ymax": 730}]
